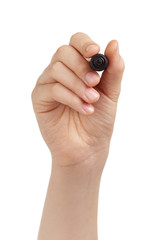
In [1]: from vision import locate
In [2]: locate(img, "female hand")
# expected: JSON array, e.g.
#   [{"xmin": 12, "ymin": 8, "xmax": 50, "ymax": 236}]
[{"xmin": 31, "ymin": 32, "xmax": 125, "ymax": 169}]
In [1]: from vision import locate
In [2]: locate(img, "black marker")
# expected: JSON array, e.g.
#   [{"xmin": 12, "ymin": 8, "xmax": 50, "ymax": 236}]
[{"xmin": 90, "ymin": 53, "xmax": 108, "ymax": 71}]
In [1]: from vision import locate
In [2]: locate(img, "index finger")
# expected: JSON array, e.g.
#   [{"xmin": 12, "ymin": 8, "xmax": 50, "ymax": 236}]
[{"xmin": 69, "ymin": 32, "xmax": 100, "ymax": 58}]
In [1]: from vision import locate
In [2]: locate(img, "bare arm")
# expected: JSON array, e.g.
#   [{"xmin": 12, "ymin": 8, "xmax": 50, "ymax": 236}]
[
  {"xmin": 31, "ymin": 32, "xmax": 125, "ymax": 240},
  {"xmin": 38, "ymin": 159, "xmax": 104, "ymax": 240}
]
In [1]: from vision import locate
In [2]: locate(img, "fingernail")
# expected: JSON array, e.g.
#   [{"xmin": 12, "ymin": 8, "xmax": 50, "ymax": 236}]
[
  {"xmin": 82, "ymin": 103, "xmax": 94, "ymax": 114},
  {"xmin": 85, "ymin": 88, "xmax": 99, "ymax": 100},
  {"xmin": 86, "ymin": 44, "xmax": 99, "ymax": 52},
  {"xmin": 85, "ymin": 72, "xmax": 100, "ymax": 84}
]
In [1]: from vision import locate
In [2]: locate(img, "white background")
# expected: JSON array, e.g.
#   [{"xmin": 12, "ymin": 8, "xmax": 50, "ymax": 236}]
[{"xmin": 0, "ymin": 0, "xmax": 160, "ymax": 239}]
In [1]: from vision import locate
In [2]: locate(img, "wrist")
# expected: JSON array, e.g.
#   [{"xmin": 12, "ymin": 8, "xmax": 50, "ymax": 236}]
[
  {"xmin": 51, "ymin": 158, "xmax": 103, "ymax": 191},
  {"xmin": 51, "ymin": 146, "xmax": 109, "ymax": 176}
]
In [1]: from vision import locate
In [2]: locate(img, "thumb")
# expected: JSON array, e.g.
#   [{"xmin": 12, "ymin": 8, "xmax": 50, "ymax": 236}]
[{"xmin": 97, "ymin": 40, "xmax": 125, "ymax": 103}]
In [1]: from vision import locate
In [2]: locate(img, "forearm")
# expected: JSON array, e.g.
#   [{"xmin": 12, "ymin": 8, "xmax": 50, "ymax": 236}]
[{"xmin": 38, "ymin": 158, "xmax": 104, "ymax": 240}]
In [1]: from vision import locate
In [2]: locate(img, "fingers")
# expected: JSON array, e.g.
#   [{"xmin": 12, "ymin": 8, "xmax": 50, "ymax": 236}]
[
  {"xmin": 69, "ymin": 32, "xmax": 100, "ymax": 58},
  {"xmin": 50, "ymin": 44, "xmax": 100, "ymax": 88},
  {"xmin": 33, "ymin": 32, "xmax": 103, "ymax": 116},
  {"xmin": 37, "ymin": 61, "xmax": 100, "ymax": 104},
  {"xmin": 33, "ymin": 32, "xmax": 125, "ymax": 117},
  {"xmin": 97, "ymin": 40, "xmax": 125, "ymax": 103},
  {"xmin": 32, "ymin": 83, "xmax": 95, "ymax": 115}
]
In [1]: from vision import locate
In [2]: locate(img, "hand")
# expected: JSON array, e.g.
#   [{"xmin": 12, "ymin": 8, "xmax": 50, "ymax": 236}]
[{"xmin": 31, "ymin": 32, "xmax": 125, "ymax": 168}]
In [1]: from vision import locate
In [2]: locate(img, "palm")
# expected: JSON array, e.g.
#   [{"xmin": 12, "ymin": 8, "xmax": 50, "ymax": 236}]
[{"xmin": 35, "ymin": 84, "xmax": 117, "ymax": 166}]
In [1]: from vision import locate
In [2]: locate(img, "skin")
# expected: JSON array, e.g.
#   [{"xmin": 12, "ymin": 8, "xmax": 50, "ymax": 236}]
[{"xmin": 31, "ymin": 32, "xmax": 125, "ymax": 240}]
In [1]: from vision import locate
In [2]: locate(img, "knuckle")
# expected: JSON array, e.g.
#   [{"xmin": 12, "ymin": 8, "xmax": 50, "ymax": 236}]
[
  {"xmin": 56, "ymin": 44, "xmax": 68, "ymax": 55},
  {"xmin": 70, "ymin": 32, "xmax": 83, "ymax": 42},
  {"xmin": 108, "ymin": 90, "xmax": 120, "ymax": 103},
  {"xmin": 49, "ymin": 61, "xmax": 62, "ymax": 72},
  {"xmin": 113, "ymin": 89, "xmax": 121, "ymax": 100}
]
